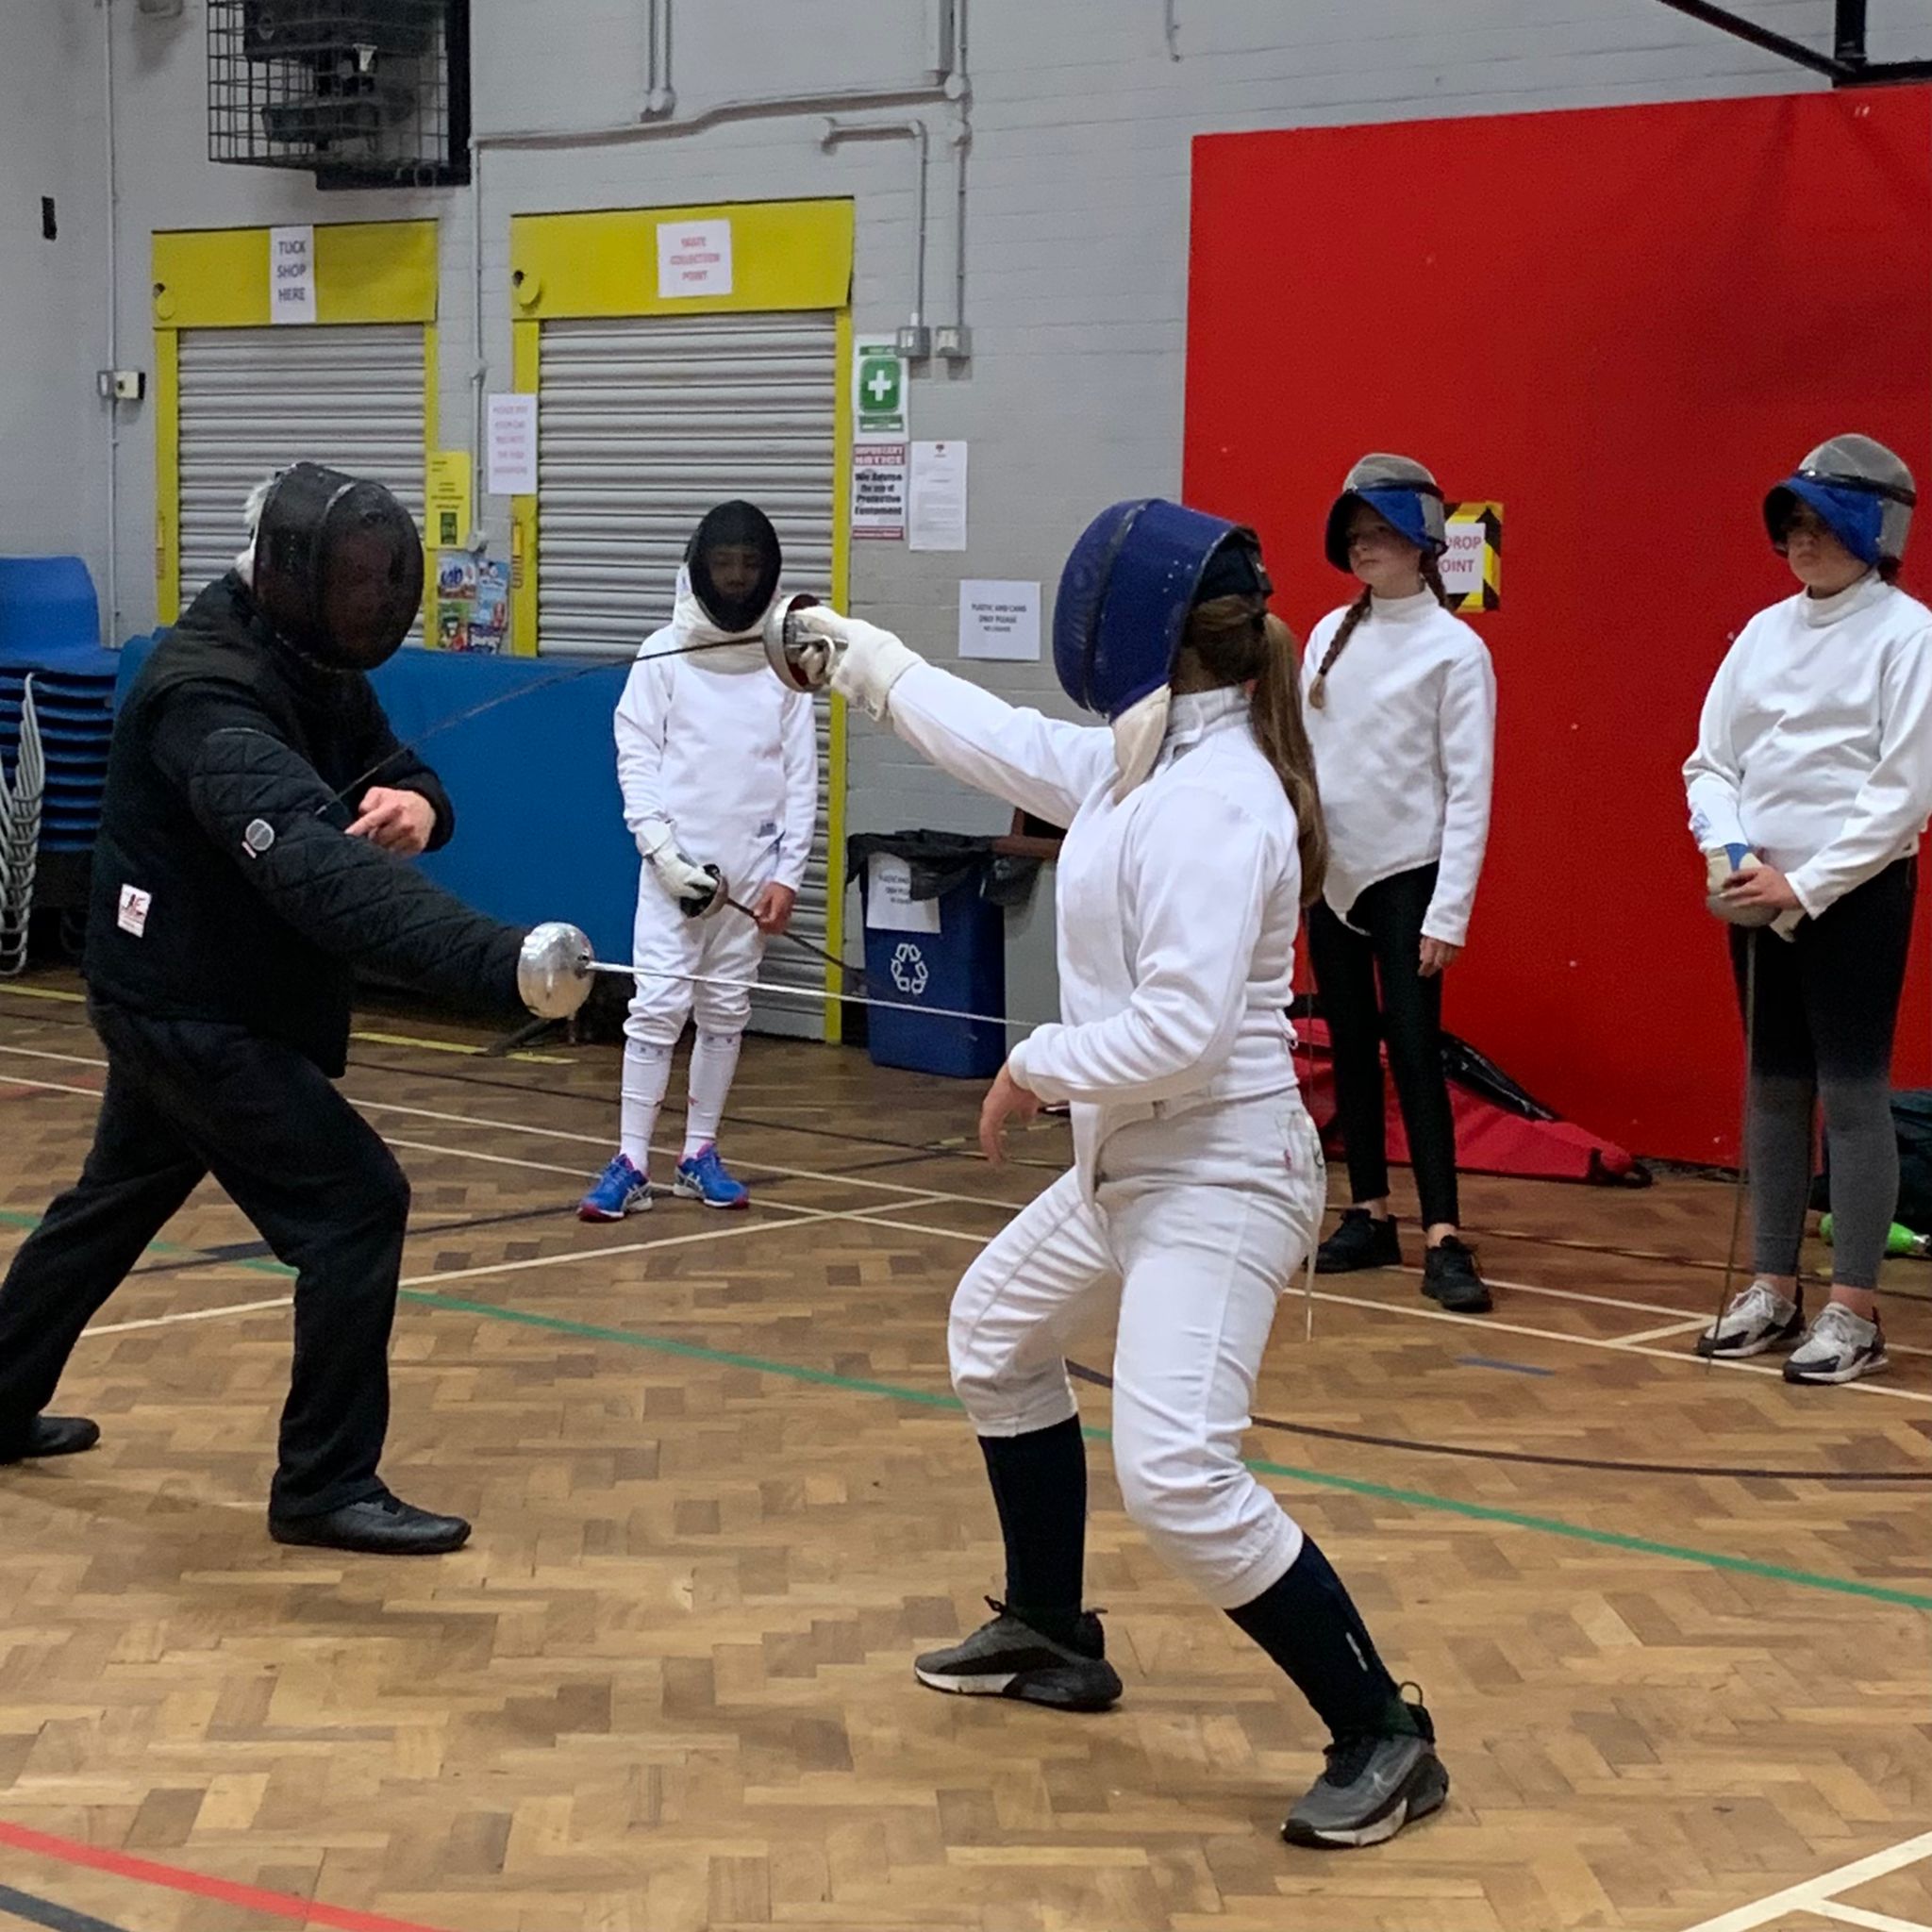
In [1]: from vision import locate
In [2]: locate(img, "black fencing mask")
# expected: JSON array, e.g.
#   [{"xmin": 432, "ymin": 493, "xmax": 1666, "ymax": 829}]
[
  {"xmin": 253, "ymin": 463, "xmax": 425, "ymax": 672},
  {"xmin": 686, "ymin": 500, "xmax": 783, "ymax": 635}
]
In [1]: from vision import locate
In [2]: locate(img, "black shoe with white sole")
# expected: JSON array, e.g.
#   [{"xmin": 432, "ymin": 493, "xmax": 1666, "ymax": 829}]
[
  {"xmin": 1283, "ymin": 1693, "xmax": 1449, "ymax": 1850},
  {"xmin": 913, "ymin": 1598, "xmax": 1123, "ymax": 1711}
]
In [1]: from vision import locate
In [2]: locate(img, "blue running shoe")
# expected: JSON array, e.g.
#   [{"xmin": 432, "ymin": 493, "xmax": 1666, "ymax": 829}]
[
  {"xmin": 578, "ymin": 1153, "xmax": 651, "ymax": 1223},
  {"xmin": 674, "ymin": 1143, "xmax": 750, "ymax": 1210}
]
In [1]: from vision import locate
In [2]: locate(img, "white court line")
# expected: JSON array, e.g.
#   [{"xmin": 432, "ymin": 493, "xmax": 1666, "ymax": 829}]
[
  {"xmin": 8, "ymin": 1041, "xmax": 1932, "ymax": 1410},
  {"xmin": 1817, "ymin": 1905, "xmax": 1932, "ymax": 1932},
  {"xmin": 1616, "ymin": 1316, "xmax": 1718, "ymax": 1345},
  {"xmin": 78, "ymin": 1295, "xmax": 294, "ymax": 1339},
  {"xmin": 1676, "ymin": 1828, "xmax": 1932, "ymax": 1932}
]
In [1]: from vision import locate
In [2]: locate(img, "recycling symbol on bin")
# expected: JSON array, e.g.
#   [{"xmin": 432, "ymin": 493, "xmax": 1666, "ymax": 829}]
[{"xmin": 890, "ymin": 941, "xmax": 929, "ymax": 997}]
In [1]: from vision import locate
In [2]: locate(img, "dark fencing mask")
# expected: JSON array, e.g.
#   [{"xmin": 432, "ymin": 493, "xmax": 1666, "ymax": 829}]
[
  {"xmin": 252, "ymin": 463, "xmax": 425, "ymax": 672},
  {"xmin": 687, "ymin": 500, "xmax": 783, "ymax": 636}
]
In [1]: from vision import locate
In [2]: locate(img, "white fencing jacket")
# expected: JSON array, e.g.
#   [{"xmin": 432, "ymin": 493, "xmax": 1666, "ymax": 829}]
[
  {"xmin": 1301, "ymin": 590, "xmax": 1496, "ymax": 944},
  {"xmin": 1684, "ymin": 575, "xmax": 1932, "ymax": 921},
  {"xmin": 614, "ymin": 575, "xmax": 819, "ymax": 896},
  {"xmin": 885, "ymin": 665, "xmax": 1302, "ymax": 1187}
]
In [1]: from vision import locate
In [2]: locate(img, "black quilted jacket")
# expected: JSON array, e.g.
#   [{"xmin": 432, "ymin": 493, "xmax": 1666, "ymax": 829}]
[{"xmin": 85, "ymin": 574, "xmax": 525, "ymax": 1074}]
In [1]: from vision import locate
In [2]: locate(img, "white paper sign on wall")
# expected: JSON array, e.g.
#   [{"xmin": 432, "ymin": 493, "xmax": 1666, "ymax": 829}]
[
  {"xmin": 270, "ymin": 225, "xmax": 316, "ymax": 325},
  {"xmin": 958, "ymin": 580, "xmax": 1041, "ymax": 662},
  {"xmin": 866, "ymin": 854, "xmax": 941, "ymax": 934},
  {"xmin": 486, "ymin": 393, "xmax": 539, "ymax": 497},
  {"xmin": 657, "ymin": 219, "xmax": 734, "ymax": 299}
]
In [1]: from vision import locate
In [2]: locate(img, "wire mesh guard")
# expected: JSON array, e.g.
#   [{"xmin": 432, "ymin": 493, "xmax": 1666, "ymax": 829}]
[{"xmin": 208, "ymin": 1, "xmax": 468, "ymax": 187}]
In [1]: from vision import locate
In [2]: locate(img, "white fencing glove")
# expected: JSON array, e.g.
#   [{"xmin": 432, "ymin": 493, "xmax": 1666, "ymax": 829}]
[
  {"xmin": 638, "ymin": 821, "xmax": 726, "ymax": 918},
  {"xmin": 1704, "ymin": 844, "xmax": 1802, "ymax": 935},
  {"xmin": 791, "ymin": 607, "xmax": 923, "ymax": 720}
]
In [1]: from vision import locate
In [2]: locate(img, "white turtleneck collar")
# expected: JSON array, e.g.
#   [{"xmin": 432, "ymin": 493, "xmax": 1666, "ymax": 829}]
[
  {"xmin": 1799, "ymin": 572, "xmax": 1887, "ymax": 629},
  {"xmin": 1370, "ymin": 587, "xmax": 1439, "ymax": 624}
]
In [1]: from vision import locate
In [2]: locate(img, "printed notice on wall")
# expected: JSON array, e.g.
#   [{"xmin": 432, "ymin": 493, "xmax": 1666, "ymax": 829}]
[
  {"xmin": 425, "ymin": 451, "xmax": 473, "ymax": 550},
  {"xmin": 270, "ymin": 226, "xmax": 315, "ymax": 325},
  {"xmin": 657, "ymin": 218, "xmax": 734, "ymax": 299},
  {"xmin": 866, "ymin": 854, "xmax": 941, "ymax": 934},
  {"xmin": 852, "ymin": 441, "xmax": 908, "ymax": 541},
  {"xmin": 1440, "ymin": 502, "xmax": 1503, "ymax": 612},
  {"xmin": 958, "ymin": 580, "xmax": 1041, "ymax": 662},
  {"xmin": 908, "ymin": 440, "xmax": 968, "ymax": 552},
  {"xmin": 486, "ymin": 394, "xmax": 539, "ymax": 496}
]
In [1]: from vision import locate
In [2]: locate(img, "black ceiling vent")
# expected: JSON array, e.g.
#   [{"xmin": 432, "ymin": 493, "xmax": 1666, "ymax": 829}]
[{"xmin": 208, "ymin": 1, "xmax": 470, "ymax": 189}]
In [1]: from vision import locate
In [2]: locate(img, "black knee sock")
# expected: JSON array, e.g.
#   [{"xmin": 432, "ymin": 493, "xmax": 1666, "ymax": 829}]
[
  {"xmin": 1225, "ymin": 1536, "xmax": 1411, "ymax": 1739},
  {"xmin": 978, "ymin": 1418, "xmax": 1088, "ymax": 1645}
]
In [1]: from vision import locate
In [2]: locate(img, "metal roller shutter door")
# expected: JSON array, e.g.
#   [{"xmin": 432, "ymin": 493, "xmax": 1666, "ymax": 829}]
[
  {"xmin": 537, "ymin": 312, "xmax": 839, "ymax": 1039},
  {"xmin": 176, "ymin": 324, "xmax": 427, "ymax": 642}
]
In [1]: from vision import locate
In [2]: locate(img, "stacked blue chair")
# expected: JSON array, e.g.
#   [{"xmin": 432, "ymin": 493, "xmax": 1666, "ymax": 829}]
[{"xmin": 0, "ymin": 558, "xmax": 120, "ymax": 956}]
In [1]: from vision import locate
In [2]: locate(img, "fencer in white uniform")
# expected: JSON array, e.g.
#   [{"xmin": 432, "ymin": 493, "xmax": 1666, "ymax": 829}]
[
  {"xmin": 578, "ymin": 503, "xmax": 818, "ymax": 1219},
  {"xmin": 792, "ymin": 502, "xmax": 1448, "ymax": 1851}
]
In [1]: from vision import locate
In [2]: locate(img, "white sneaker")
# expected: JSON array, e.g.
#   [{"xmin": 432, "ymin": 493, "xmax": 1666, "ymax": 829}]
[
  {"xmin": 1784, "ymin": 1302, "xmax": 1888, "ymax": 1385},
  {"xmin": 1695, "ymin": 1282, "xmax": 1804, "ymax": 1359}
]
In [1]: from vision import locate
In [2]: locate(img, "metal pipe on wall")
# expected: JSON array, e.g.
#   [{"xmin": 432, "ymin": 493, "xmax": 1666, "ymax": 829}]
[{"xmin": 821, "ymin": 119, "xmax": 929, "ymax": 333}]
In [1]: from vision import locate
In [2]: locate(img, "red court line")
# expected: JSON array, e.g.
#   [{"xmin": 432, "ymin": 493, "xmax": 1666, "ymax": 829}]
[{"xmin": 0, "ymin": 1823, "xmax": 458, "ymax": 1932}]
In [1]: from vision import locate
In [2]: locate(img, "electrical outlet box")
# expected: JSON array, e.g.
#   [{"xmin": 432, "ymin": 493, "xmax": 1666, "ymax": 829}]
[
  {"xmin": 935, "ymin": 325, "xmax": 973, "ymax": 363},
  {"xmin": 896, "ymin": 323, "xmax": 933, "ymax": 361},
  {"xmin": 99, "ymin": 370, "xmax": 147, "ymax": 403}
]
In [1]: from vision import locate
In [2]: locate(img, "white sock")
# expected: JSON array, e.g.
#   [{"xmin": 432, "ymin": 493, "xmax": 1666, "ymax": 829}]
[
  {"xmin": 620, "ymin": 1040, "xmax": 674, "ymax": 1168},
  {"xmin": 684, "ymin": 1029, "xmax": 743, "ymax": 1157}
]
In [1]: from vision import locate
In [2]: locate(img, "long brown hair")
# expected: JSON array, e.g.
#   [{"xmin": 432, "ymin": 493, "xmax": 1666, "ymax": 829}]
[
  {"xmin": 1307, "ymin": 553, "xmax": 1454, "ymax": 710},
  {"xmin": 1179, "ymin": 593, "xmax": 1329, "ymax": 906}
]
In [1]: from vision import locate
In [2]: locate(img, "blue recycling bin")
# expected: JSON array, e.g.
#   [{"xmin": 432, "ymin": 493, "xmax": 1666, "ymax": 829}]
[{"xmin": 855, "ymin": 835, "xmax": 1007, "ymax": 1079}]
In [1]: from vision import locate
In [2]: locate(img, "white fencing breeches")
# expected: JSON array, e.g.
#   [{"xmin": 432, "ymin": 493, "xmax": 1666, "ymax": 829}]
[
  {"xmin": 625, "ymin": 869, "xmax": 771, "ymax": 1047},
  {"xmin": 947, "ymin": 1091, "xmax": 1324, "ymax": 1610}
]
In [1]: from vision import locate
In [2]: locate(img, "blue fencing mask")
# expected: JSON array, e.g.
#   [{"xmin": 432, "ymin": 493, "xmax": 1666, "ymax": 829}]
[
  {"xmin": 1324, "ymin": 453, "xmax": 1449, "ymax": 572},
  {"xmin": 1764, "ymin": 434, "xmax": 1915, "ymax": 571}
]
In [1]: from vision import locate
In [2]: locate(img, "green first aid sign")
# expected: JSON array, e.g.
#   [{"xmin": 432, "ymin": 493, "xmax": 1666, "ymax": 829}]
[{"xmin": 855, "ymin": 342, "xmax": 908, "ymax": 438}]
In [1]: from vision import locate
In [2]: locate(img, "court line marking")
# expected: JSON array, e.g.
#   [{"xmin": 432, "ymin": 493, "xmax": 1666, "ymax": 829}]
[
  {"xmin": 9, "ymin": 1054, "xmax": 1932, "ymax": 1405},
  {"xmin": 1816, "ymin": 1905, "xmax": 1932, "ymax": 1932},
  {"xmin": 1676, "ymin": 1828, "xmax": 1932, "ymax": 1932}
]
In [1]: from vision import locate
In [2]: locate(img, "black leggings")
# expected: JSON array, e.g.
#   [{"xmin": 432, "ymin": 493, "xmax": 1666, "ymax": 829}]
[
  {"xmin": 1307, "ymin": 864, "xmax": 1459, "ymax": 1229},
  {"xmin": 1730, "ymin": 858, "xmax": 1915, "ymax": 1291}
]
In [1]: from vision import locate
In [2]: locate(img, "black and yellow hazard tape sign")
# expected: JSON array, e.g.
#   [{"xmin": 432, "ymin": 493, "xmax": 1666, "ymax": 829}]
[{"xmin": 1442, "ymin": 501, "xmax": 1503, "ymax": 612}]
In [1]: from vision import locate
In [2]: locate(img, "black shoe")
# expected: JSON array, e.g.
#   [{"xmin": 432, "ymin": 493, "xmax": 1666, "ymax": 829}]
[
  {"xmin": 1315, "ymin": 1209, "xmax": 1402, "ymax": 1274},
  {"xmin": 268, "ymin": 1492, "xmax": 472, "ymax": 1556},
  {"xmin": 1283, "ymin": 1690, "xmax": 1450, "ymax": 1850},
  {"xmin": 0, "ymin": 1415, "xmax": 101, "ymax": 1465},
  {"xmin": 914, "ymin": 1598, "xmax": 1124, "ymax": 1711},
  {"xmin": 1422, "ymin": 1237, "xmax": 1491, "ymax": 1313}
]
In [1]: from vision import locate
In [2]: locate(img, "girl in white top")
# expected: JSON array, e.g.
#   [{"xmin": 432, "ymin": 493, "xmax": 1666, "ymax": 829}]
[
  {"xmin": 577, "ymin": 503, "xmax": 818, "ymax": 1222},
  {"xmin": 1685, "ymin": 434, "xmax": 1932, "ymax": 1385},
  {"xmin": 1300, "ymin": 456, "xmax": 1497, "ymax": 1312},
  {"xmin": 798, "ymin": 509, "xmax": 1449, "ymax": 1852}
]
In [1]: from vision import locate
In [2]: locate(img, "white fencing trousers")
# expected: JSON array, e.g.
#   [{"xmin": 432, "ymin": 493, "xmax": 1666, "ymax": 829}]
[
  {"xmin": 625, "ymin": 867, "xmax": 771, "ymax": 1046},
  {"xmin": 949, "ymin": 1091, "xmax": 1324, "ymax": 1611}
]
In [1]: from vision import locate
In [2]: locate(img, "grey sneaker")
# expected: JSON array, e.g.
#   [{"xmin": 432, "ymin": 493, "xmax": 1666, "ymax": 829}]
[
  {"xmin": 913, "ymin": 1598, "xmax": 1123, "ymax": 1711},
  {"xmin": 1695, "ymin": 1282, "xmax": 1804, "ymax": 1359},
  {"xmin": 1283, "ymin": 1693, "xmax": 1448, "ymax": 1850},
  {"xmin": 1784, "ymin": 1301, "xmax": 1888, "ymax": 1385}
]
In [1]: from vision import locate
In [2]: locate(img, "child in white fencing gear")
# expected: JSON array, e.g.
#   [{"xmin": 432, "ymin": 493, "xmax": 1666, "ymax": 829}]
[
  {"xmin": 794, "ymin": 501, "xmax": 1448, "ymax": 1852},
  {"xmin": 578, "ymin": 502, "xmax": 818, "ymax": 1219},
  {"xmin": 1686, "ymin": 434, "xmax": 1932, "ymax": 1384},
  {"xmin": 1301, "ymin": 455, "xmax": 1497, "ymax": 1313}
]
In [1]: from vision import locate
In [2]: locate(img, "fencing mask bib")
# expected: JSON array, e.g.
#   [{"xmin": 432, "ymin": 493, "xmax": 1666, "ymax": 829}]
[
  {"xmin": 1324, "ymin": 453, "xmax": 1449, "ymax": 571},
  {"xmin": 687, "ymin": 501, "xmax": 784, "ymax": 636},
  {"xmin": 1053, "ymin": 498, "xmax": 1269, "ymax": 794},
  {"xmin": 252, "ymin": 464, "xmax": 425, "ymax": 672},
  {"xmin": 1764, "ymin": 434, "xmax": 1916, "ymax": 570}
]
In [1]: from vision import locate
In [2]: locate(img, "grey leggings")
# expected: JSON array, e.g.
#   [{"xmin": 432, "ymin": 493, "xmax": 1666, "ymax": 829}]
[{"xmin": 1732, "ymin": 859, "xmax": 1915, "ymax": 1291}]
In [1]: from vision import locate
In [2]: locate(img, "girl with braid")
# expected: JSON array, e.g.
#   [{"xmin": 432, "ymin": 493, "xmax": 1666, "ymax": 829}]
[{"xmin": 1301, "ymin": 456, "xmax": 1498, "ymax": 1313}]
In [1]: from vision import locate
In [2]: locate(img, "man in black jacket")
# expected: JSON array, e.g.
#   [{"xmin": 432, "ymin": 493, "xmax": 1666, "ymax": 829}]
[{"xmin": 0, "ymin": 465, "xmax": 588, "ymax": 1555}]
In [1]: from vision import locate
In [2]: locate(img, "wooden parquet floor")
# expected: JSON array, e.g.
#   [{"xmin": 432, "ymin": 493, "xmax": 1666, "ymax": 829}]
[{"xmin": 0, "ymin": 977, "xmax": 1926, "ymax": 1932}]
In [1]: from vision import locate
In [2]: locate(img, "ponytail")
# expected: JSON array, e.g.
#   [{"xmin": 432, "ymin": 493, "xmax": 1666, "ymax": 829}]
[
  {"xmin": 1307, "ymin": 553, "xmax": 1457, "ymax": 710},
  {"xmin": 1179, "ymin": 595, "xmax": 1329, "ymax": 906}
]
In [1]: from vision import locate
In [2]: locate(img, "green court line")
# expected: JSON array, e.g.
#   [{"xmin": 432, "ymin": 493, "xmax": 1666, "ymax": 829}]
[{"xmin": 8, "ymin": 1207, "xmax": 1929, "ymax": 1614}]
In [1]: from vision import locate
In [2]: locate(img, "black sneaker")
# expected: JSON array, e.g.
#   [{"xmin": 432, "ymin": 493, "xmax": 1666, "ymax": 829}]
[
  {"xmin": 913, "ymin": 1598, "xmax": 1123, "ymax": 1711},
  {"xmin": 1283, "ymin": 1691, "xmax": 1449, "ymax": 1850},
  {"xmin": 0, "ymin": 1415, "xmax": 100, "ymax": 1465},
  {"xmin": 1422, "ymin": 1237, "xmax": 1491, "ymax": 1313},
  {"xmin": 1316, "ymin": 1209, "xmax": 1402, "ymax": 1274}
]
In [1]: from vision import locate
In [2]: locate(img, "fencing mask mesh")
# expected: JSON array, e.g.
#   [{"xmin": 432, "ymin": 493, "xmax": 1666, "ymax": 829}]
[
  {"xmin": 687, "ymin": 501, "xmax": 784, "ymax": 636},
  {"xmin": 1764, "ymin": 434, "xmax": 1916, "ymax": 569},
  {"xmin": 1324, "ymin": 453, "xmax": 1449, "ymax": 571},
  {"xmin": 252, "ymin": 463, "xmax": 425, "ymax": 672}
]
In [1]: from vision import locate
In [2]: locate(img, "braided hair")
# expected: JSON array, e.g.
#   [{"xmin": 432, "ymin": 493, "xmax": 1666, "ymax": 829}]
[{"xmin": 1307, "ymin": 552, "xmax": 1454, "ymax": 711}]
